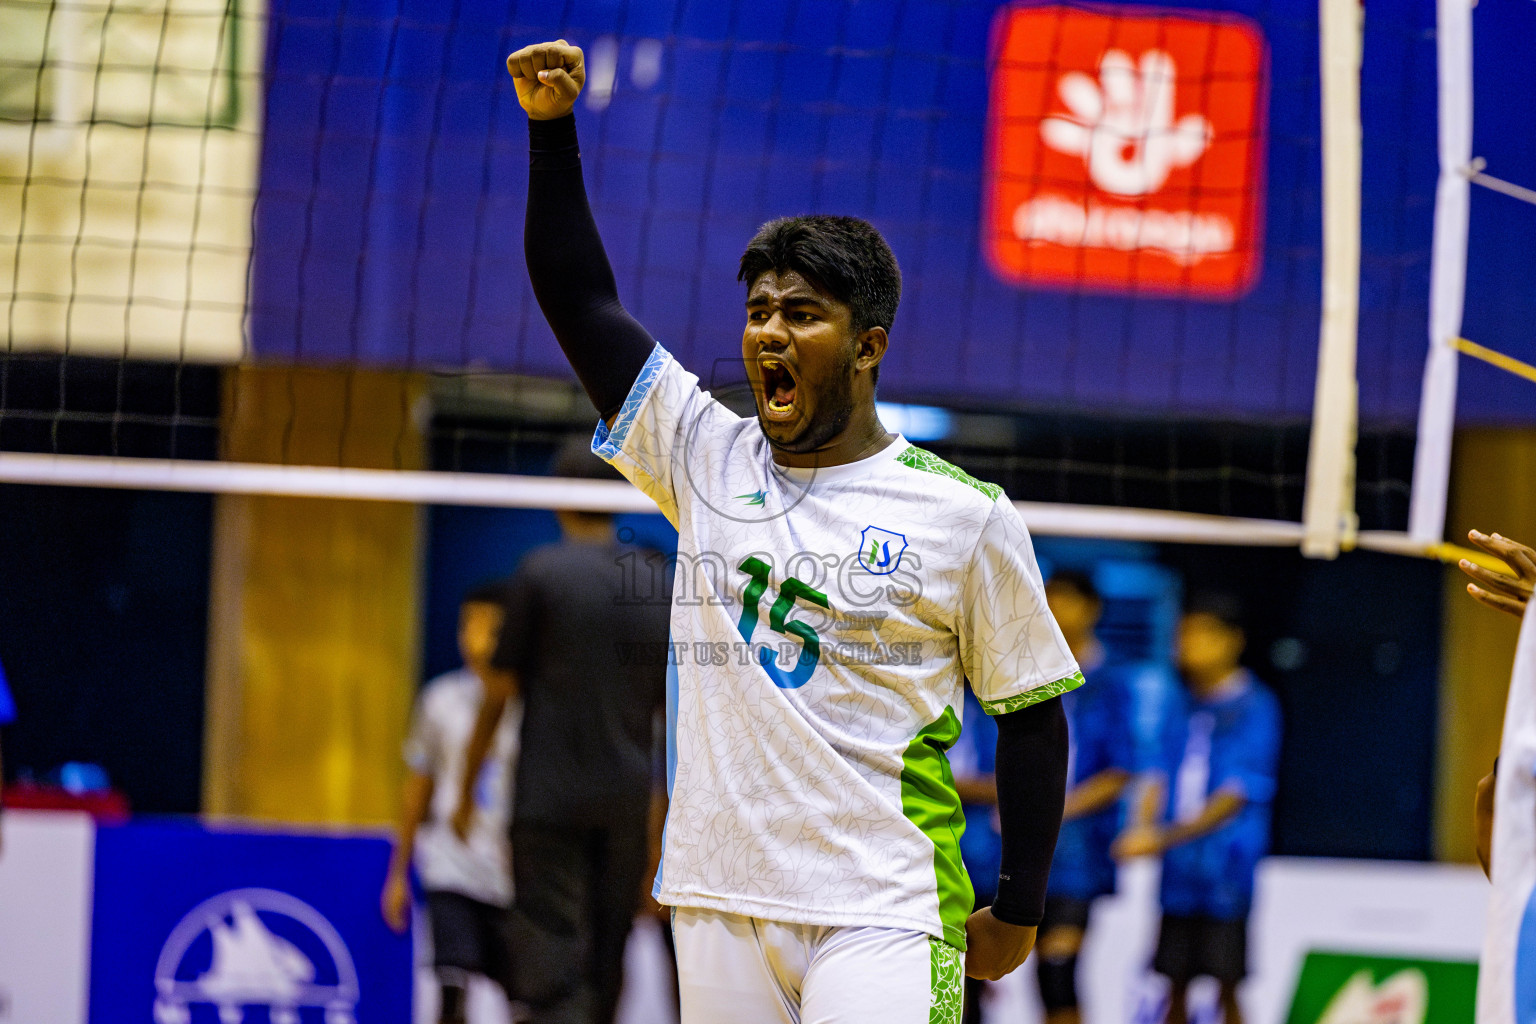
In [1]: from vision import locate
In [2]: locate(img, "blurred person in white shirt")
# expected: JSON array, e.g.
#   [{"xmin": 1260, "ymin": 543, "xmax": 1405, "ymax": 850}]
[{"xmin": 383, "ymin": 582, "xmax": 523, "ymax": 1024}]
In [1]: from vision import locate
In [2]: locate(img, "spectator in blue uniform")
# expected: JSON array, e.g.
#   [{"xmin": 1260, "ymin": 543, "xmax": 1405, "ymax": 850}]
[
  {"xmin": 1115, "ymin": 591, "xmax": 1281, "ymax": 1024},
  {"xmin": 1034, "ymin": 571, "xmax": 1135, "ymax": 1024},
  {"xmin": 950, "ymin": 570, "xmax": 1134, "ymax": 1024},
  {"xmin": 0, "ymin": 659, "xmax": 14, "ymax": 858},
  {"xmin": 950, "ymin": 689, "xmax": 1000, "ymax": 1024}
]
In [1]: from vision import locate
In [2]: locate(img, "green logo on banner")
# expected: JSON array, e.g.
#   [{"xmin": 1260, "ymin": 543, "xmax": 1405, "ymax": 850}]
[{"xmin": 1285, "ymin": 951, "xmax": 1478, "ymax": 1024}]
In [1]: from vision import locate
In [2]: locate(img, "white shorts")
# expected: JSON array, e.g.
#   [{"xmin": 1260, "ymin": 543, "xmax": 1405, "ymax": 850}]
[{"xmin": 672, "ymin": 906, "xmax": 963, "ymax": 1024}]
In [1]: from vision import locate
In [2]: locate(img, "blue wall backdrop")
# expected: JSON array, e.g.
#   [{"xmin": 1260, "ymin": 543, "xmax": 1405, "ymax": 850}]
[{"xmin": 249, "ymin": 0, "xmax": 1536, "ymax": 426}]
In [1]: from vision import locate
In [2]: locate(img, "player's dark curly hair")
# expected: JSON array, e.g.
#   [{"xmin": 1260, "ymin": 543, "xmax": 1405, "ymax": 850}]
[{"xmin": 738, "ymin": 215, "xmax": 902, "ymax": 337}]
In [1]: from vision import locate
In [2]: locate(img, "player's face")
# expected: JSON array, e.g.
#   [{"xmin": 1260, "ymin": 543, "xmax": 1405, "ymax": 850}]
[
  {"xmin": 458, "ymin": 600, "xmax": 505, "ymax": 672},
  {"xmin": 743, "ymin": 269, "xmax": 860, "ymax": 453}
]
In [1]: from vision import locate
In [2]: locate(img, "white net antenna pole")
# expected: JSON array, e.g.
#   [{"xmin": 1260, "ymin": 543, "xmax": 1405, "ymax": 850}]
[
  {"xmin": 1302, "ymin": 0, "xmax": 1364, "ymax": 559},
  {"xmin": 1407, "ymin": 0, "xmax": 1473, "ymax": 546}
]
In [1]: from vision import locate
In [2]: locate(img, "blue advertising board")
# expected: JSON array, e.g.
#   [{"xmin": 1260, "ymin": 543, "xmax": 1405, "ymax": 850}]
[
  {"xmin": 88, "ymin": 821, "xmax": 412, "ymax": 1024},
  {"xmin": 247, "ymin": 0, "xmax": 1530, "ymax": 424}
]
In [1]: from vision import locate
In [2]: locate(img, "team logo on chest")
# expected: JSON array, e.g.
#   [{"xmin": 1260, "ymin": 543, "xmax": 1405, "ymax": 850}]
[{"xmin": 858, "ymin": 526, "xmax": 909, "ymax": 576}]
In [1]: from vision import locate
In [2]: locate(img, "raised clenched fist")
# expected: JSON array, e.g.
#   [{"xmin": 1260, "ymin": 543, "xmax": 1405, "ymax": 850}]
[{"xmin": 507, "ymin": 40, "xmax": 585, "ymax": 120}]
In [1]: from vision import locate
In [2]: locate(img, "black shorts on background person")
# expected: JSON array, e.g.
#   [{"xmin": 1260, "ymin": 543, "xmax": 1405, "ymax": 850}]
[
  {"xmin": 1152, "ymin": 913, "xmax": 1248, "ymax": 987},
  {"xmin": 428, "ymin": 890, "xmax": 517, "ymax": 994}
]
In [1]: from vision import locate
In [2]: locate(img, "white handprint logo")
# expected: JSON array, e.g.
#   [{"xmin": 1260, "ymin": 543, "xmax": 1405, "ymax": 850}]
[{"xmin": 1041, "ymin": 50, "xmax": 1212, "ymax": 197}]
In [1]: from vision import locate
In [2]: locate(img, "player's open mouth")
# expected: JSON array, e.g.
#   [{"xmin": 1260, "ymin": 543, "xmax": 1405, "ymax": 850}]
[{"xmin": 759, "ymin": 357, "xmax": 799, "ymax": 422}]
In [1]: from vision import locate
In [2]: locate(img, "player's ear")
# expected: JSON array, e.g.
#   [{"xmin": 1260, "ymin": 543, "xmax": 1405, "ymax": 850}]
[{"xmin": 855, "ymin": 326, "xmax": 888, "ymax": 373}]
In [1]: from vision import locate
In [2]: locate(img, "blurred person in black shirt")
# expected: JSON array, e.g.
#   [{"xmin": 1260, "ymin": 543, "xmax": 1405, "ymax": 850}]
[{"xmin": 456, "ymin": 438, "xmax": 672, "ymax": 1024}]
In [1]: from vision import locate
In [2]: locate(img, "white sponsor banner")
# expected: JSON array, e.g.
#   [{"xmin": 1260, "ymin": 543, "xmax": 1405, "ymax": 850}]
[
  {"xmin": 0, "ymin": 812, "xmax": 1488, "ymax": 1024},
  {"xmin": 979, "ymin": 857, "xmax": 1487, "ymax": 1024},
  {"xmin": 0, "ymin": 811, "xmax": 95, "ymax": 1024}
]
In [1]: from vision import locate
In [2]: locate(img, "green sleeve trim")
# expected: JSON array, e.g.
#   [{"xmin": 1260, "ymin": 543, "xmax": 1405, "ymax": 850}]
[
  {"xmin": 896, "ymin": 446, "xmax": 1004, "ymax": 501},
  {"xmin": 979, "ymin": 671, "xmax": 1086, "ymax": 716}
]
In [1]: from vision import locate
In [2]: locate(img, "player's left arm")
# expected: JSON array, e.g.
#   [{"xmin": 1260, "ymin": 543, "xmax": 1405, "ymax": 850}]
[
  {"xmin": 958, "ymin": 501, "xmax": 1081, "ymax": 979},
  {"xmin": 965, "ymin": 697, "xmax": 1069, "ymax": 980}
]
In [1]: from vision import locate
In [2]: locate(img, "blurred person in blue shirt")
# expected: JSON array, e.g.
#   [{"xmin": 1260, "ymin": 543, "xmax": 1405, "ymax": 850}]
[
  {"xmin": 1115, "ymin": 591, "xmax": 1281, "ymax": 1024},
  {"xmin": 1034, "ymin": 571, "xmax": 1135, "ymax": 1024},
  {"xmin": 949, "ymin": 689, "xmax": 1001, "ymax": 1024},
  {"xmin": 0, "ymin": 658, "xmax": 14, "ymax": 857},
  {"xmin": 950, "ymin": 571, "xmax": 1134, "ymax": 1024}
]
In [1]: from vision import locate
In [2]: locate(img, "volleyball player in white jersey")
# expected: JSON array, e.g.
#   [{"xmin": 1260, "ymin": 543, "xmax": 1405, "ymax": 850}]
[{"xmin": 507, "ymin": 40, "xmax": 1083, "ymax": 1023}]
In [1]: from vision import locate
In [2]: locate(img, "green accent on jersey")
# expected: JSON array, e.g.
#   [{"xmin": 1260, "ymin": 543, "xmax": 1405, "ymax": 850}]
[
  {"xmin": 735, "ymin": 489, "xmax": 767, "ymax": 507},
  {"xmin": 929, "ymin": 938, "xmax": 964, "ymax": 1024},
  {"xmin": 901, "ymin": 706, "xmax": 972, "ymax": 950},
  {"xmin": 897, "ymin": 446, "xmax": 1004, "ymax": 501},
  {"xmin": 979, "ymin": 671, "xmax": 1086, "ymax": 716},
  {"xmin": 735, "ymin": 556, "xmax": 772, "ymax": 643}
]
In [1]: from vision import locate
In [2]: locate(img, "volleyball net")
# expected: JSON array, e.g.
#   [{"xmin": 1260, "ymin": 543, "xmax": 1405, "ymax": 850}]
[{"xmin": 1, "ymin": 0, "xmax": 1531, "ymax": 560}]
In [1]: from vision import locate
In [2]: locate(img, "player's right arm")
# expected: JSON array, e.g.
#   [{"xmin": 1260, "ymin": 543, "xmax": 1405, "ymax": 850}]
[
  {"xmin": 513, "ymin": 42, "xmax": 734, "ymax": 524},
  {"xmin": 384, "ymin": 695, "xmax": 440, "ymax": 932},
  {"xmin": 451, "ymin": 665, "xmax": 517, "ymax": 842},
  {"xmin": 511, "ymin": 40, "xmax": 657, "ymax": 427},
  {"xmin": 454, "ymin": 568, "xmax": 530, "ymax": 839},
  {"xmin": 382, "ymin": 770, "xmax": 433, "ymax": 932}
]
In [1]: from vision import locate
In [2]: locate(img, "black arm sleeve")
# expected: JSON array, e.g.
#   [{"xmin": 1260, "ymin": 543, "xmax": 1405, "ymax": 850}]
[
  {"xmin": 526, "ymin": 115, "xmax": 657, "ymax": 422},
  {"xmin": 988, "ymin": 696, "xmax": 1070, "ymax": 927}
]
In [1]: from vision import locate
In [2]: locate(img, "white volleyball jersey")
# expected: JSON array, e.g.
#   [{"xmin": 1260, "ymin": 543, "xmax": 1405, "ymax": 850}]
[
  {"xmin": 404, "ymin": 668, "xmax": 521, "ymax": 906},
  {"xmin": 594, "ymin": 345, "xmax": 1081, "ymax": 949},
  {"xmin": 1477, "ymin": 602, "xmax": 1536, "ymax": 1024}
]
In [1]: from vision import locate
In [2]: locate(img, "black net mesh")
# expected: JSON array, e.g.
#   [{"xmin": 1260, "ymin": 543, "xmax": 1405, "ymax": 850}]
[{"xmin": 0, "ymin": 0, "xmax": 1436, "ymax": 533}]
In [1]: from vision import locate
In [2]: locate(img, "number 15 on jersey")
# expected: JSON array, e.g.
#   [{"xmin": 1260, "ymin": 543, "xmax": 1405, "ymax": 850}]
[{"xmin": 736, "ymin": 557, "xmax": 831, "ymax": 689}]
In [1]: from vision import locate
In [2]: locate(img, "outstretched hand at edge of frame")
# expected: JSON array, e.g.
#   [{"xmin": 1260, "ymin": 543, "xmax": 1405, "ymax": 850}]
[
  {"xmin": 508, "ymin": 40, "xmax": 586, "ymax": 121},
  {"xmin": 1459, "ymin": 529, "xmax": 1536, "ymax": 619}
]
